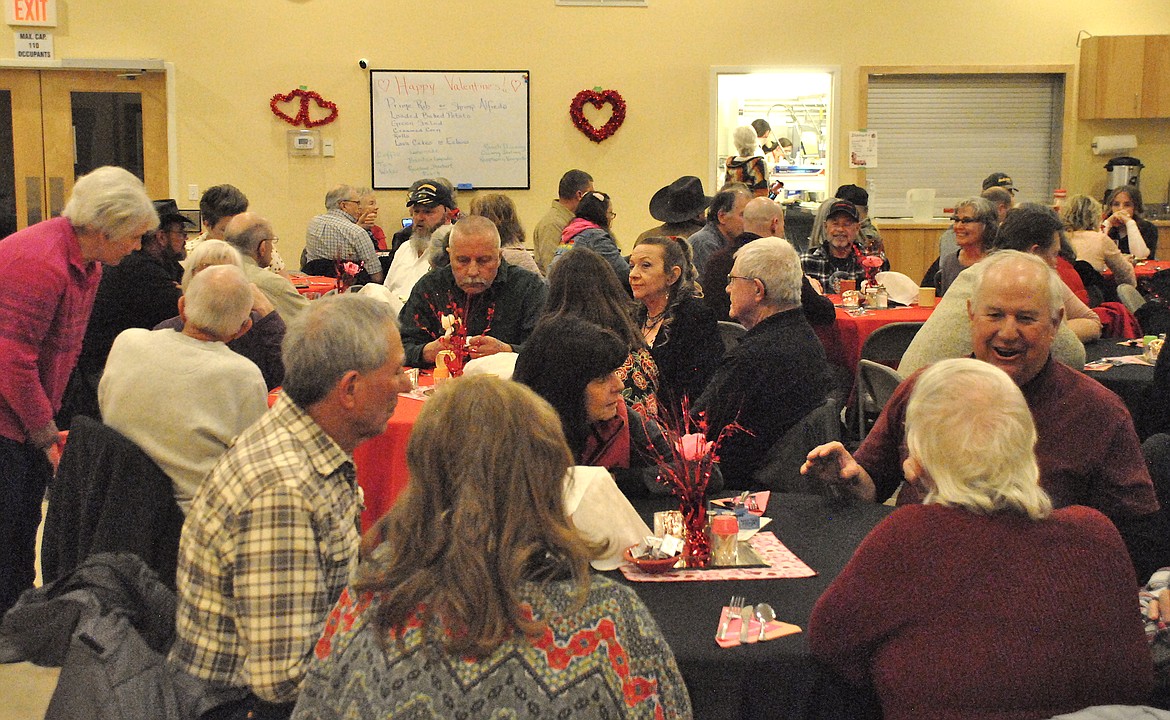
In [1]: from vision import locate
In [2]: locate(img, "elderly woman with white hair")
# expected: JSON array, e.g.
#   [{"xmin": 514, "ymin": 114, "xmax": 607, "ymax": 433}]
[
  {"xmin": 808, "ymin": 358, "xmax": 1153, "ymax": 720},
  {"xmin": 0, "ymin": 166, "xmax": 158, "ymax": 612},
  {"xmin": 154, "ymin": 239, "xmax": 286, "ymax": 389},
  {"xmin": 723, "ymin": 125, "xmax": 769, "ymax": 197}
]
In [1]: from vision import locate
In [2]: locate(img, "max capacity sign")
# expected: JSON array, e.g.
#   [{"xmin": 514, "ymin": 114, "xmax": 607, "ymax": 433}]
[
  {"xmin": 5, "ymin": 0, "xmax": 56, "ymax": 27},
  {"xmin": 15, "ymin": 30, "xmax": 50, "ymax": 59}
]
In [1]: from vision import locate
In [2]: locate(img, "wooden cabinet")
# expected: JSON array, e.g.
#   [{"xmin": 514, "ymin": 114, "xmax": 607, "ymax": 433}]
[
  {"xmin": 1079, "ymin": 35, "xmax": 1170, "ymax": 119},
  {"xmin": 873, "ymin": 221, "xmax": 948, "ymax": 286}
]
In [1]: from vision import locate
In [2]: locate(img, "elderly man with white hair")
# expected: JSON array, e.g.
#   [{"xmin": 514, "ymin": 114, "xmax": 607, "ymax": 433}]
[
  {"xmin": 99, "ymin": 264, "xmax": 267, "ymax": 513},
  {"xmin": 804, "ymin": 250, "xmax": 1162, "ymax": 575},
  {"xmin": 695, "ymin": 236, "xmax": 832, "ymax": 487},
  {"xmin": 0, "ymin": 165, "xmax": 158, "ymax": 612}
]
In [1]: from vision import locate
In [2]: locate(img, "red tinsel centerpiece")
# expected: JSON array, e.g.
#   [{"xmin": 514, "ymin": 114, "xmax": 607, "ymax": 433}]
[{"xmin": 644, "ymin": 399, "xmax": 746, "ymax": 568}]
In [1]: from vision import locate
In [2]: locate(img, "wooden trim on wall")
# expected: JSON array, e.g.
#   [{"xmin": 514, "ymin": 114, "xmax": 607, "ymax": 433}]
[{"xmin": 856, "ymin": 65, "xmax": 1076, "ymax": 189}]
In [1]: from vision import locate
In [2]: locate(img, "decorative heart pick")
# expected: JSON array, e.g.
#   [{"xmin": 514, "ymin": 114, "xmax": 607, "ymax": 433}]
[
  {"xmin": 270, "ymin": 88, "xmax": 339, "ymax": 128},
  {"xmin": 569, "ymin": 88, "xmax": 626, "ymax": 143}
]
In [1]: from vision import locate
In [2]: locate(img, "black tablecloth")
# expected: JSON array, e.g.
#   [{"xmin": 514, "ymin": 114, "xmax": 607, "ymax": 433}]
[
  {"xmin": 617, "ymin": 493, "xmax": 892, "ymax": 720},
  {"xmin": 1083, "ymin": 340, "xmax": 1157, "ymax": 438}
]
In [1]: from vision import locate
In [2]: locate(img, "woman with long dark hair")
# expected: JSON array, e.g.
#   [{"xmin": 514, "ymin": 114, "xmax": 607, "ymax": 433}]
[{"xmin": 1103, "ymin": 185, "xmax": 1157, "ymax": 260}]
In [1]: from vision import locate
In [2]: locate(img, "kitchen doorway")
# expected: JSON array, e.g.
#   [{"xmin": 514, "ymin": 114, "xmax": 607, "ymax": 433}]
[
  {"xmin": 0, "ymin": 68, "xmax": 167, "ymax": 237},
  {"xmin": 712, "ymin": 69, "xmax": 835, "ymax": 203}
]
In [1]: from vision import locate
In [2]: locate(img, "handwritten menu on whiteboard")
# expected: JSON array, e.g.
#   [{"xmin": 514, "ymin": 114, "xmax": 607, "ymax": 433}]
[{"xmin": 370, "ymin": 70, "xmax": 530, "ymax": 189}]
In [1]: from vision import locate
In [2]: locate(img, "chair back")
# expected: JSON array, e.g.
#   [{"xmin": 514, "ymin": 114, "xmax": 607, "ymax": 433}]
[
  {"xmin": 751, "ymin": 396, "xmax": 841, "ymax": 493},
  {"xmin": 43, "ymin": 416, "xmax": 184, "ymax": 589},
  {"xmin": 856, "ymin": 359, "xmax": 904, "ymax": 441},
  {"xmin": 717, "ymin": 320, "xmax": 747, "ymax": 354},
  {"xmin": 858, "ymin": 321, "xmax": 923, "ymax": 370},
  {"xmin": 1142, "ymin": 433, "xmax": 1170, "ymax": 510}
]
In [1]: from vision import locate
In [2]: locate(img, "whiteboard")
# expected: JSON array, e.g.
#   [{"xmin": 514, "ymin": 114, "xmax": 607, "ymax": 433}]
[{"xmin": 370, "ymin": 70, "xmax": 530, "ymax": 190}]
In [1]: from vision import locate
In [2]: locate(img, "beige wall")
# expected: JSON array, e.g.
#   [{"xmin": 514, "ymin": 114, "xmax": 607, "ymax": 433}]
[{"xmin": 15, "ymin": 0, "xmax": 1170, "ymax": 259}]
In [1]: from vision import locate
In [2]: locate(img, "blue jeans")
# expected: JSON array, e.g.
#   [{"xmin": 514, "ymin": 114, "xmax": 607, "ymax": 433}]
[{"xmin": 0, "ymin": 435, "xmax": 50, "ymax": 614}]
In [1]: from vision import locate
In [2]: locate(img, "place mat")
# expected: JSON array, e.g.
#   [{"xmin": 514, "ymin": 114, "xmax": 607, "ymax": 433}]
[
  {"xmin": 713, "ymin": 606, "xmax": 802, "ymax": 648},
  {"xmin": 618, "ymin": 531, "xmax": 816, "ymax": 583}
]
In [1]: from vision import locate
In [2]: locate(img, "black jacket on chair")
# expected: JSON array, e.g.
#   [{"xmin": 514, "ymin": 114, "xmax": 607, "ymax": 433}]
[{"xmin": 42, "ymin": 416, "xmax": 184, "ymax": 589}]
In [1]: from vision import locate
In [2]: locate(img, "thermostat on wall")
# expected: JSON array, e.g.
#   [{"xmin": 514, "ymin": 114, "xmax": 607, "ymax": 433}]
[{"xmin": 288, "ymin": 130, "xmax": 321, "ymax": 157}]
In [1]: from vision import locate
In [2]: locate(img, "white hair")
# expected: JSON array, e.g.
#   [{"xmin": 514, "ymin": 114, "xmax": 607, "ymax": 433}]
[
  {"xmin": 62, "ymin": 166, "xmax": 158, "ymax": 240},
  {"xmin": 732, "ymin": 237, "xmax": 802, "ymax": 308},
  {"xmin": 732, "ymin": 126, "xmax": 758, "ymax": 157},
  {"xmin": 906, "ymin": 358, "xmax": 1052, "ymax": 520},
  {"xmin": 182, "ymin": 239, "xmax": 244, "ymax": 291},
  {"xmin": 970, "ymin": 250, "xmax": 1064, "ymax": 321},
  {"xmin": 184, "ymin": 264, "xmax": 253, "ymax": 339}
]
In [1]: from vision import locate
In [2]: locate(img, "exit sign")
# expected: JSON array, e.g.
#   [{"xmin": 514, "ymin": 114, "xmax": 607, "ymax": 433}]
[{"xmin": 6, "ymin": 0, "xmax": 56, "ymax": 27}]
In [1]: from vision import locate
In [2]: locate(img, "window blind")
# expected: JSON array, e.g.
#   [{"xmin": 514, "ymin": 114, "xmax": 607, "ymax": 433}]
[{"xmin": 865, "ymin": 74, "xmax": 1063, "ymax": 218}]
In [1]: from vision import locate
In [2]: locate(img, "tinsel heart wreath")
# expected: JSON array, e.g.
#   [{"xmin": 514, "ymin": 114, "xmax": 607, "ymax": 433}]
[
  {"xmin": 270, "ymin": 88, "xmax": 339, "ymax": 128},
  {"xmin": 569, "ymin": 89, "xmax": 626, "ymax": 143}
]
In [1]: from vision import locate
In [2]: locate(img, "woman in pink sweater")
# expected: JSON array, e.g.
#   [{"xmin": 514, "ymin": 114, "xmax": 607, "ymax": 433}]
[{"xmin": 809, "ymin": 358, "xmax": 1153, "ymax": 720}]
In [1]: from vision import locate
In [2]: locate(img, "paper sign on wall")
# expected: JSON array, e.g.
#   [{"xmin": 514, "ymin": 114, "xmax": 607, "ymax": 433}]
[
  {"xmin": 15, "ymin": 30, "xmax": 51, "ymax": 59},
  {"xmin": 849, "ymin": 131, "xmax": 878, "ymax": 168},
  {"xmin": 6, "ymin": 0, "xmax": 56, "ymax": 27}
]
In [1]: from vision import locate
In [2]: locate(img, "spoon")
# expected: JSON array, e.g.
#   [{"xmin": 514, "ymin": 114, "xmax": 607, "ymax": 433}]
[
  {"xmin": 738, "ymin": 603, "xmax": 755, "ymax": 644},
  {"xmin": 755, "ymin": 603, "xmax": 776, "ymax": 642}
]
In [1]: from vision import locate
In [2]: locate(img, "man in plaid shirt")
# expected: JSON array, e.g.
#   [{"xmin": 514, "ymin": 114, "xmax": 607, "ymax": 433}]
[
  {"xmin": 303, "ymin": 185, "xmax": 384, "ymax": 284},
  {"xmin": 170, "ymin": 295, "xmax": 409, "ymax": 719},
  {"xmin": 799, "ymin": 199, "xmax": 888, "ymax": 292}
]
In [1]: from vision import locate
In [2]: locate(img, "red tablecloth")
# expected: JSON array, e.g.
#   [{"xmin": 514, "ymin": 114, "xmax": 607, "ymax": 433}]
[
  {"xmin": 1102, "ymin": 259, "xmax": 1170, "ymax": 280},
  {"xmin": 814, "ymin": 298, "xmax": 935, "ymax": 372},
  {"xmin": 289, "ymin": 274, "xmax": 336, "ymax": 297},
  {"xmin": 267, "ymin": 385, "xmax": 426, "ymax": 532}
]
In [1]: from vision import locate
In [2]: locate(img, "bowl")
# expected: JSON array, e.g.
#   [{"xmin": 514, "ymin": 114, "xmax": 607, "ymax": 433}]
[{"xmin": 623, "ymin": 545, "xmax": 680, "ymax": 574}]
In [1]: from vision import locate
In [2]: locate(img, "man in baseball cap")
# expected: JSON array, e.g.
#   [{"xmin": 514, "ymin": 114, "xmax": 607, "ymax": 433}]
[
  {"xmin": 799, "ymin": 199, "xmax": 889, "ymax": 291},
  {"xmin": 981, "ymin": 172, "xmax": 1018, "ymax": 194}
]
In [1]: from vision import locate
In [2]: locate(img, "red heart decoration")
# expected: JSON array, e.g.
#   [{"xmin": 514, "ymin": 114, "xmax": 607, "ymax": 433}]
[
  {"xmin": 270, "ymin": 90, "xmax": 302, "ymax": 125},
  {"xmin": 569, "ymin": 89, "xmax": 626, "ymax": 143},
  {"xmin": 302, "ymin": 92, "xmax": 339, "ymax": 127},
  {"xmin": 270, "ymin": 88, "xmax": 340, "ymax": 128}
]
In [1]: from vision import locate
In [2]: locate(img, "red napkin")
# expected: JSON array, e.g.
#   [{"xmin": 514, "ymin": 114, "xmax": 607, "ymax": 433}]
[{"xmin": 714, "ymin": 605, "xmax": 801, "ymax": 648}]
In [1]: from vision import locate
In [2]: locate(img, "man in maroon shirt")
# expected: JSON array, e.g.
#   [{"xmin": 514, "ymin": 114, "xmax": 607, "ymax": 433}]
[
  {"xmin": 803, "ymin": 251, "xmax": 1162, "ymax": 573},
  {"xmin": 0, "ymin": 166, "xmax": 157, "ymax": 612}
]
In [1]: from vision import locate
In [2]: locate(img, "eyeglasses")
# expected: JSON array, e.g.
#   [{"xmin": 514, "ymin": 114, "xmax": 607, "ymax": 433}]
[
  {"xmin": 950, "ymin": 216, "xmax": 983, "ymax": 225},
  {"xmin": 264, "ymin": 235, "xmax": 279, "ymax": 245},
  {"xmin": 727, "ymin": 275, "xmax": 755, "ymax": 283}
]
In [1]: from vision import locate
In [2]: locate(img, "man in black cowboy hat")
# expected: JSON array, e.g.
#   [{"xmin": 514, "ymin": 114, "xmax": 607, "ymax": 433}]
[{"xmin": 635, "ymin": 176, "xmax": 712, "ymax": 244}]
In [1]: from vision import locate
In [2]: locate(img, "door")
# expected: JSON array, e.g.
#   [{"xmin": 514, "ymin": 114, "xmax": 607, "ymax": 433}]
[{"xmin": 0, "ymin": 69, "xmax": 167, "ymax": 238}]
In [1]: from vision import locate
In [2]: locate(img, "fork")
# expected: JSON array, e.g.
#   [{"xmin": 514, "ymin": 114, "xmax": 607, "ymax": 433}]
[{"xmin": 718, "ymin": 595, "xmax": 743, "ymax": 641}]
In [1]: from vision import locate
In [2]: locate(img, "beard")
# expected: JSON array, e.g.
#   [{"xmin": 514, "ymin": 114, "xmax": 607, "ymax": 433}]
[{"xmin": 409, "ymin": 226, "xmax": 433, "ymax": 257}]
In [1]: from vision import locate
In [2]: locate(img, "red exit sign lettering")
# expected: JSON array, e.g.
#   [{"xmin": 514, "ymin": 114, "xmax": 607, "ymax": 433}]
[{"xmin": 6, "ymin": 0, "xmax": 56, "ymax": 27}]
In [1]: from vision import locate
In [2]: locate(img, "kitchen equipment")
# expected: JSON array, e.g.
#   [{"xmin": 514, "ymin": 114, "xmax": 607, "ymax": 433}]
[{"xmin": 1105, "ymin": 156, "xmax": 1143, "ymax": 190}]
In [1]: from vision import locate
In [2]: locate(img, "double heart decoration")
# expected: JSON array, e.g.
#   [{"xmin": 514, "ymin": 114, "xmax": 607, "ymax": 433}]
[
  {"xmin": 569, "ymin": 88, "xmax": 626, "ymax": 143},
  {"xmin": 270, "ymin": 88, "xmax": 339, "ymax": 128}
]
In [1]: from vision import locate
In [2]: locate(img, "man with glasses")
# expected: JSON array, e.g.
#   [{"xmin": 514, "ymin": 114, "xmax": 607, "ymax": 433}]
[
  {"xmin": 695, "ymin": 237, "xmax": 831, "ymax": 488},
  {"xmin": 225, "ymin": 212, "xmax": 309, "ymax": 323},
  {"xmin": 303, "ymin": 184, "xmax": 384, "ymax": 284}
]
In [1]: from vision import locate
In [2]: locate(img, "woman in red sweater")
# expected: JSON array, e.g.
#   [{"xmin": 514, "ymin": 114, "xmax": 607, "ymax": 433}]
[{"xmin": 809, "ymin": 358, "xmax": 1153, "ymax": 720}]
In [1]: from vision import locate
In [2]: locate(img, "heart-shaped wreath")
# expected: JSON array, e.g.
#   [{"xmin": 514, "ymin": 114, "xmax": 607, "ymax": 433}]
[
  {"xmin": 569, "ymin": 88, "xmax": 626, "ymax": 143},
  {"xmin": 270, "ymin": 88, "xmax": 339, "ymax": 128}
]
